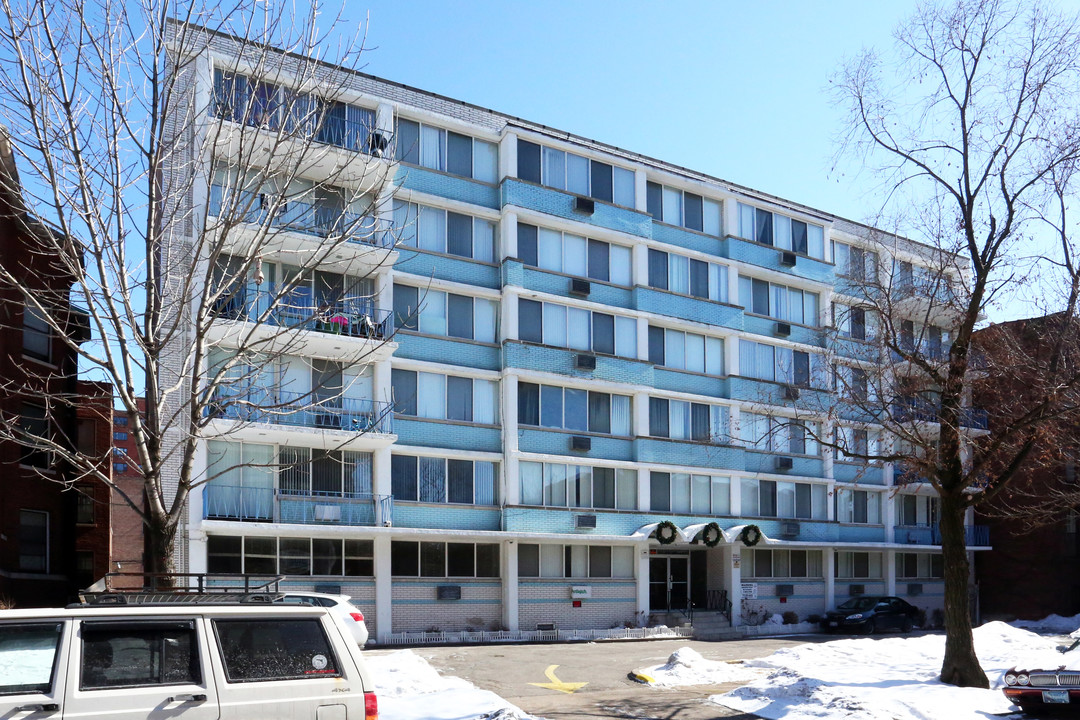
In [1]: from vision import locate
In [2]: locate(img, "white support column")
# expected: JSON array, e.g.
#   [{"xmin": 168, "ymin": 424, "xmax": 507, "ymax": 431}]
[
  {"xmin": 729, "ymin": 472, "xmax": 742, "ymax": 516},
  {"xmin": 727, "ymin": 262, "xmax": 741, "ymax": 306},
  {"xmin": 633, "ymin": 391, "xmax": 650, "ymax": 438},
  {"xmin": 374, "ymin": 534, "xmax": 393, "ymax": 643},
  {"xmin": 501, "ymin": 289, "xmax": 519, "ymax": 344},
  {"xmin": 634, "ymin": 169, "xmax": 648, "ymax": 214},
  {"xmin": 372, "ymin": 445, "xmax": 392, "ymax": 526},
  {"xmin": 501, "ymin": 211, "xmax": 518, "ymax": 261},
  {"xmin": 884, "ymin": 483, "xmax": 896, "ymax": 544},
  {"xmin": 885, "ymin": 550, "xmax": 897, "ymax": 595},
  {"xmin": 375, "ymin": 102, "xmax": 395, "ymax": 136},
  {"xmin": 374, "ymin": 358, "xmax": 392, "ymax": 405},
  {"xmin": 723, "ymin": 198, "xmax": 740, "ymax": 238},
  {"xmin": 635, "ymin": 544, "xmax": 650, "ymax": 624},
  {"xmin": 636, "ymin": 317, "xmax": 650, "ymax": 362},
  {"xmin": 378, "ymin": 270, "xmax": 395, "ymax": 320},
  {"xmin": 503, "ymin": 374, "xmax": 520, "ymax": 506},
  {"xmin": 725, "ymin": 544, "xmax": 742, "ymax": 627},
  {"xmin": 824, "ymin": 549, "xmax": 836, "ymax": 612},
  {"xmin": 636, "ymin": 467, "xmax": 651, "ymax": 512},
  {"xmin": 632, "ymin": 242, "xmax": 649, "ymax": 288},
  {"xmin": 503, "ymin": 538, "xmax": 519, "ymax": 632},
  {"xmin": 188, "ymin": 530, "xmax": 208, "ymax": 575},
  {"xmin": 820, "ymin": 288, "xmax": 834, "ymax": 329},
  {"xmin": 499, "ymin": 132, "xmax": 517, "ymax": 182},
  {"xmin": 725, "ymin": 335, "xmax": 740, "ymax": 378}
]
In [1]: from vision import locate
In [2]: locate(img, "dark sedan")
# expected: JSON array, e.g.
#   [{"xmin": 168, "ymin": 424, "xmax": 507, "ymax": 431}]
[{"xmin": 821, "ymin": 596, "xmax": 919, "ymax": 634}]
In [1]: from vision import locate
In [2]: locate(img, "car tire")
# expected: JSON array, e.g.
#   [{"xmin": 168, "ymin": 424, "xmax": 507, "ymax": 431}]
[
  {"xmin": 901, "ymin": 617, "xmax": 913, "ymax": 633},
  {"xmin": 866, "ymin": 619, "xmax": 877, "ymax": 635}
]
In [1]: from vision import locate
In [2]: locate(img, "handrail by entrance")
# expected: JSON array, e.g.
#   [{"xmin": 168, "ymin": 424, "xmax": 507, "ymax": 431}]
[{"xmin": 706, "ymin": 589, "xmax": 732, "ymax": 621}]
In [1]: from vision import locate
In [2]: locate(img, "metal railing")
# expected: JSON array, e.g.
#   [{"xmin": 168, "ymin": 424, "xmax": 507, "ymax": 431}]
[
  {"xmin": 206, "ymin": 390, "xmax": 394, "ymax": 435},
  {"xmin": 891, "ymin": 398, "xmax": 989, "ymax": 430},
  {"xmin": 895, "ymin": 524, "xmax": 990, "ymax": 546},
  {"xmin": 212, "ymin": 285, "xmax": 393, "ymax": 340},
  {"xmin": 705, "ymin": 589, "xmax": 733, "ymax": 621},
  {"xmin": 204, "ymin": 484, "xmax": 392, "ymax": 527}
]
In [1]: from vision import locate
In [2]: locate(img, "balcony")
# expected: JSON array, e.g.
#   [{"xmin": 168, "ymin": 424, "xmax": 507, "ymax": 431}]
[
  {"xmin": 891, "ymin": 398, "xmax": 988, "ymax": 430},
  {"xmin": 206, "ymin": 389, "xmax": 394, "ymax": 442},
  {"xmin": 895, "ymin": 524, "xmax": 990, "ymax": 547},
  {"xmin": 203, "ymin": 484, "xmax": 393, "ymax": 527}
]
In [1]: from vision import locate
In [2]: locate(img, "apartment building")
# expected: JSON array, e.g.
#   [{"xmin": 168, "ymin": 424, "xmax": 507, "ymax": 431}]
[{"xmin": 170, "ymin": 24, "xmax": 989, "ymax": 642}]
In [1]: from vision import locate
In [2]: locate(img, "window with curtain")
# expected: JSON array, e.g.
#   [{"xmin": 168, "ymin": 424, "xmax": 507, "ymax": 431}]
[
  {"xmin": 517, "ymin": 139, "xmax": 635, "ymax": 206},
  {"xmin": 895, "ymin": 553, "xmax": 944, "ymax": 579},
  {"xmin": 649, "ymin": 472, "xmax": 730, "ymax": 515},
  {"xmin": 518, "ymin": 300, "xmax": 636, "ymax": 357},
  {"xmin": 738, "ymin": 477, "xmax": 827, "ymax": 520},
  {"xmin": 835, "ymin": 551, "xmax": 883, "ymax": 579},
  {"xmin": 518, "ymin": 382, "xmax": 631, "ymax": 436},
  {"xmin": 738, "ymin": 202, "xmax": 825, "ymax": 259},
  {"xmin": 516, "ymin": 224, "xmax": 633, "ymax": 285},
  {"xmin": 393, "ymin": 284, "xmax": 497, "ymax": 342},
  {"xmin": 517, "ymin": 544, "xmax": 635, "ymax": 578},
  {"xmin": 397, "ymin": 119, "xmax": 497, "ymax": 182},
  {"xmin": 648, "ymin": 398, "xmax": 728, "ymax": 442},
  {"xmin": 648, "ymin": 250, "xmax": 728, "ymax": 302},
  {"xmin": 519, "ymin": 462, "xmax": 636, "ymax": 510},
  {"xmin": 645, "ymin": 181, "xmax": 722, "ymax": 235},
  {"xmin": 833, "ymin": 242, "xmax": 879, "ymax": 282},
  {"xmin": 740, "ymin": 413, "xmax": 820, "ymax": 456},
  {"xmin": 393, "ymin": 200, "xmax": 496, "ymax": 262},
  {"xmin": 205, "ymin": 441, "xmax": 275, "ymax": 520},
  {"xmin": 737, "ymin": 276, "xmax": 820, "ymax": 325},
  {"xmin": 391, "ymin": 455, "xmax": 499, "ymax": 506},
  {"xmin": 835, "ymin": 487, "xmax": 882, "ymax": 524},
  {"xmin": 739, "ymin": 340, "xmax": 820, "ymax": 387},
  {"xmin": 747, "ymin": 549, "xmax": 823, "ymax": 579},
  {"xmin": 647, "ymin": 326, "xmax": 724, "ymax": 375}
]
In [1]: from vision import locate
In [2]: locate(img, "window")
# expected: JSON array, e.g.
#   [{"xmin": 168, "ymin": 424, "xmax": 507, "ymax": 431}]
[
  {"xmin": 390, "ymin": 541, "xmax": 500, "ymax": 577},
  {"xmin": 0, "ymin": 623, "xmax": 62, "ymax": 695},
  {"xmin": 747, "ymin": 549, "xmax": 823, "ymax": 578},
  {"xmin": 392, "ymin": 370, "xmax": 498, "ymax": 424},
  {"xmin": 738, "ymin": 203, "xmax": 825, "ymax": 259},
  {"xmin": 23, "ymin": 300, "xmax": 52, "ymax": 362},
  {"xmin": 737, "ymin": 276, "xmax": 820, "ymax": 325},
  {"xmin": 647, "ymin": 326, "xmax": 725, "ymax": 374},
  {"xmin": 739, "ymin": 413, "xmax": 821, "ymax": 456},
  {"xmin": 895, "ymin": 495, "xmax": 939, "ymax": 527},
  {"xmin": 214, "ymin": 618, "xmax": 340, "ymax": 682},
  {"xmin": 114, "ymin": 416, "xmax": 129, "ymax": 426},
  {"xmin": 646, "ymin": 182, "xmax": 722, "ymax": 235},
  {"xmin": 647, "ymin": 249, "xmax": 729, "ymax": 301},
  {"xmin": 739, "ymin": 340, "xmax": 822, "ymax": 387},
  {"xmin": 896, "ymin": 553, "xmax": 944, "ymax": 579},
  {"xmin": 18, "ymin": 510, "xmax": 47, "ymax": 572},
  {"xmin": 516, "ymin": 139, "xmax": 635, "ymax": 206},
  {"xmin": 648, "ymin": 398, "xmax": 729, "ymax": 442},
  {"xmin": 520, "ymin": 462, "xmax": 637, "ymax": 510},
  {"xmin": 113, "ymin": 463, "xmax": 128, "ymax": 473},
  {"xmin": 517, "ymin": 224, "xmax": 632, "ymax": 285},
  {"xmin": 739, "ymin": 477, "xmax": 827, "ymax": 520},
  {"xmin": 649, "ymin": 472, "xmax": 730, "ymax": 515},
  {"xmin": 18, "ymin": 404, "xmax": 51, "ymax": 469},
  {"xmin": 391, "ymin": 455, "xmax": 498, "ymax": 506},
  {"xmin": 75, "ymin": 486, "xmax": 95, "ymax": 525},
  {"xmin": 834, "ymin": 364, "xmax": 871, "ymax": 401},
  {"xmin": 518, "ymin": 544, "xmax": 635, "ymax": 578},
  {"xmin": 517, "ymin": 383, "xmax": 631, "ymax": 436},
  {"xmin": 393, "ymin": 201, "xmax": 496, "ymax": 263},
  {"xmin": 81, "ymin": 621, "xmax": 201, "ymax": 689},
  {"xmin": 206, "ymin": 536, "xmax": 373, "ymax": 577},
  {"xmin": 833, "ymin": 241, "xmax": 879, "ymax": 282},
  {"xmin": 835, "ymin": 488, "xmax": 882, "ymax": 524},
  {"xmin": 517, "ymin": 299, "xmax": 636, "ymax": 357},
  {"xmin": 396, "ymin": 119, "xmax": 497, "ymax": 182},
  {"xmin": 833, "ymin": 303, "xmax": 875, "ymax": 341},
  {"xmin": 393, "ymin": 284, "xmax": 497, "ymax": 342},
  {"xmin": 834, "ymin": 425, "xmax": 882, "ymax": 461},
  {"xmin": 835, "ymin": 551, "xmax": 883, "ymax": 579},
  {"xmin": 113, "ymin": 431, "xmax": 128, "ymax": 441}
]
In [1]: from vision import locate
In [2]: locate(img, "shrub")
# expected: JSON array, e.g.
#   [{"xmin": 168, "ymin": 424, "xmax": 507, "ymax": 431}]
[
  {"xmin": 914, "ymin": 608, "xmax": 928, "ymax": 629},
  {"xmin": 782, "ymin": 611, "xmax": 799, "ymax": 625},
  {"xmin": 807, "ymin": 614, "xmax": 822, "ymax": 624},
  {"xmin": 931, "ymin": 608, "xmax": 944, "ymax": 629}
]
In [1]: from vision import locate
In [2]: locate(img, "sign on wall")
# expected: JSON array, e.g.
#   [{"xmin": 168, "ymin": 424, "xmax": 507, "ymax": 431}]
[
  {"xmin": 741, "ymin": 582, "xmax": 758, "ymax": 599},
  {"xmin": 570, "ymin": 585, "xmax": 592, "ymax": 599},
  {"xmin": 732, "ymin": 554, "xmax": 741, "ymax": 569}
]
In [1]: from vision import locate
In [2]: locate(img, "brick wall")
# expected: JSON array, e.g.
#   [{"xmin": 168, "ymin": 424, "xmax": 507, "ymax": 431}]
[
  {"xmin": 519, "ymin": 580, "xmax": 637, "ymax": 631},
  {"xmin": 391, "ymin": 579, "xmax": 502, "ymax": 632}
]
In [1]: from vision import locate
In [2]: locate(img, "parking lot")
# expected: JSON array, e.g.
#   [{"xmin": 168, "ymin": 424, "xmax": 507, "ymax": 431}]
[{"xmin": 369, "ymin": 635, "xmax": 831, "ymax": 719}]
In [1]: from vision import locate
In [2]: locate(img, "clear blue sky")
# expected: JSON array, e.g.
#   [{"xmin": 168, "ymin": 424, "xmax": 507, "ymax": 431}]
[{"xmin": 345, "ymin": 0, "xmax": 917, "ymax": 225}]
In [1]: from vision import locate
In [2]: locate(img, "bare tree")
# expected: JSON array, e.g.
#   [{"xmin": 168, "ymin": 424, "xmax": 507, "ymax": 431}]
[
  {"xmin": 0, "ymin": 1, "xmax": 405, "ymax": 579},
  {"xmin": 832, "ymin": 0, "xmax": 1080, "ymax": 687}
]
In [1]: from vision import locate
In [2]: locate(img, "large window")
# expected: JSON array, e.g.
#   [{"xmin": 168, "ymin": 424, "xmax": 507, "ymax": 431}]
[
  {"xmin": 833, "ymin": 364, "xmax": 871, "ymax": 401},
  {"xmin": 517, "ymin": 299, "xmax": 637, "ymax": 357},
  {"xmin": 518, "ymin": 544, "xmax": 635, "ymax": 579},
  {"xmin": 520, "ymin": 462, "xmax": 637, "ymax": 510},
  {"xmin": 517, "ymin": 139, "xmax": 635, "ymax": 206},
  {"xmin": 746, "ymin": 549, "xmax": 823, "ymax": 578},
  {"xmin": 214, "ymin": 618, "xmax": 340, "ymax": 683},
  {"xmin": 740, "ymin": 413, "xmax": 821, "ymax": 456},
  {"xmin": 648, "ymin": 327, "xmax": 724, "ymax": 374},
  {"xmin": 18, "ymin": 510, "xmax": 48, "ymax": 572},
  {"xmin": 517, "ymin": 224, "xmax": 632, "ymax": 285},
  {"xmin": 22, "ymin": 300, "xmax": 52, "ymax": 362},
  {"xmin": 739, "ymin": 478, "xmax": 827, "ymax": 520},
  {"xmin": 738, "ymin": 203, "xmax": 825, "ymax": 259},
  {"xmin": 738, "ymin": 276, "xmax": 820, "ymax": 326},
  {"xmin": 648, "ymin": 398, "xmax": 728, "ymax": 442},
  {"xmin": 833, "ymin": 242, "xmax": 879, "ymax": 282},
  {"xmin": 392, "ymin": 370, "xmax": 498, "ymax": 424},
  {"xmin": 835, "ymin": 487, "xmax": 882, "ymax": 524},
  {"xmin": 393, "ymin": 201, "xmax": 496, "ymax": 262},
  {"xmin": 647, "ymin": 250, "xmax": 729, "ymax": 301},
  {"xmin": 833, "ymin": 303, "xmax": 876, "ymax": 341},
  {"xmin": 517, "ymin": 382, "xmax": 631, "ymax": 436},
  {"xmin": 75, "ymin": 485, "xmax": 95, "ymax": 525},
  {"xmin": 835, "ymin": 551, "xmax": 883, "ymax": 579},
  {"xmin": 80, "ymin": 621, "xmax": 201, "ymax": 689},
  {"xmin": 396, "ymin": 119, "xmax": 497, "ymax": 182},
  {"xmin": 738, "ymin": 340, "xmax": 820, "ymax": 387},
  {"xmin": 207, "ymin": 536, "xmax": 373, "ymax": 576},
  {"xmin": 646, "ymin": 182, "xmax": 722, "ymax": 235},
  {"xmin": 393, "ymin": 284, "xmax": 498, "ymax": 342},
  {"xmin": 834, "ymin": 425, "xmax": 882, "ymax": 461},
  {"xmin": 896, "ymin": 553, "xmax": 944, "ymax": 579},
  {"xmin": 895, "ymin": 494, "xmax": 939, "ymax": 527},
  {"xmin": 391, "ymin": 541, "xmax": 500, "ymax": 578},
  {"xmin": 649, "ymin": 472, "xmax": 730, "ymax": 515},
  {"xmin": 391, "ymin": 455, "xmax": 498, "ymax": 506}
]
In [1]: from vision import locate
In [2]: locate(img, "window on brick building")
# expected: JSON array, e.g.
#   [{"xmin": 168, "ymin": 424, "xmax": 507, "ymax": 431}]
[
  {"xmin": 19, "ymin": 510, "xmax": 48, "ymax": 572},
  {"xmin": 75, "ymin": 485, "xmax": 95, "ymax": 525}
]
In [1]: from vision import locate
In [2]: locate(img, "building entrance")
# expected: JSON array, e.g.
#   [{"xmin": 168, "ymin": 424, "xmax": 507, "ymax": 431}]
[{"xmin": 649, "ymin": 556, "xmax": 689, "ymax": 611}]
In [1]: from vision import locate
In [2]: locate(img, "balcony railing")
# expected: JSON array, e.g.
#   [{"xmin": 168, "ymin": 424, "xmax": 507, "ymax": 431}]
[
  {"xmin": 207, "ymin": 389, "xmax": 394, "ymax": 435},
  {"xmin": 895, "ymin": 524, "xmax": 990, "ymax": 547},
  {"xmin": 208, "ymin": 185, "xmax": 392, "ymax": 248},
  {"xmin": 204, "ymin": 485, "xmax": 393, "ymax": 526},
  {"xmin": 891, "ymin": 398, "xmax": 989, "ymax": 430},
  {"xmin": 212, "ymin": 284, "xmax": 393, "ymax": 340}
]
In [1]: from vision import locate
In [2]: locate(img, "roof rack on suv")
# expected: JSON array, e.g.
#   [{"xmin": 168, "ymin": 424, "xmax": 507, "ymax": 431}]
[{"xmin": 76, "ymin": 573, "xmax": 286, "ymax": 606}]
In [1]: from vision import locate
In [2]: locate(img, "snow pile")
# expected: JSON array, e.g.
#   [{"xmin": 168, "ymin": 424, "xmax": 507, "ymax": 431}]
[
  {"xmin": 1011, "ymin": 613, "xmax": 1080, "ymax": 636},
  {"xmin": 639, "ymin": 647, "xmax": 762, "ymax": 686},
  {"xmin": 368, "ymin": 650, "xmax": 545, "ymax": 720},
  {"xmin": 713, "ymin": 621, "xmax": 1061, "ymax": 720}
]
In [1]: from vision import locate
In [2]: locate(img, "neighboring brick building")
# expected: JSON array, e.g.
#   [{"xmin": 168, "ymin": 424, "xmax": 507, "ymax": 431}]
[
  {"xmin": 109, "ymin": 398, "xmax": 146, "ymax": 583},
  {"xmin": 73, "ymin": 381, "xmax": 114, "ymax": 590}
]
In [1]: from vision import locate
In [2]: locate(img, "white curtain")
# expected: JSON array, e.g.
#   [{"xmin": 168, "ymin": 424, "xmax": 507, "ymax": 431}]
[
  {"xmin": 563, "ymin": 234, "xmax": 587, "ymax": 277},
  {"xmin": 771, "ymin": 284, "xmax": 787, "ymax": 321},
  {"xmin": 206, "ymin": 441, "xmax": 242, "ymax": 517},
  {"xmin": 473, "ymin": 140, "xmax": 498, "ymax": 184},
  {"xmin": 542, "ymin": 147, "xmax": 565, "ymax": 189},
  {"xmin": 241, "ymin": 443, "xmax": 275, "ymax": 519},
  {"xmin": 569, "ymin": 546, "xmax": 589, "ymax": 578},
  {"xmin": 520, "ymin": 462, "xmax": 543, "ymax": 505},
  {"xmin": 739, "ymin": 203, "xmax": 756, "ymax": 239},
  {"xmin": 691, "ymin": 475, "xmax": 711, "ymax": 513},
  {"xmin": 544, "ymin": 464, "xmax": 567, "ymax": 507},
  {"xmin": 473, "ymin": 219, "xmax": 496, "ymax": 263},
  {"xmin": 609, "ymin": 245, "xmax": 632, "ymax": 286},
  {"xmin": 473, "ymin": 379, "xmax": 497, "ymax": 424},
  {"xmin": 474, "ymin": 461, "xmax": 496, "ymax": 505},
  {"xmin": 538, "ymin": 228, "xmax": 563, "ymax": 271},
  {"xmin": 567, "ymin": 307, "xmax": 591, "ymax": 350},
  {"xmin": 543, "ymin": 303, "xmax": 567, "ymax": 347},
  {"xmin": 540, "ymin": 545, "xmax": 563, "ymax": 578},
  {"xmin": 741, "ymin": 477, "xmax": 759, "ymax": 516},
  {"xmin": 665, "ymin": 330, "xmax": 686, "ymax": 370},
  {"xmin": 755, "ymin": 342, "xmax": 775, "ymax": 381},
  {"xmin": 345, "ymin": 452, "xmax": 373, "ymax": 495},
  {"xmin": 711, "ymin": 476, "xmax": 730, "ymax": 515},
  {"xmin": 418, "ymin": 206, "xmax": 446, "ymax": 252},
  {"xmin": 613, "ymin": 167, "xmax": 635, "ymax": 207},
  {"xmin": 703, "ymin": 198, "xmax": 722, "ymax": 236},
  {"xmin": 615, "ymin": 469, "xmax": 637, "ymax": 510},
  {"xmin": 420, "ymin": 125, "xmax": 444, "ymax": 170},
  {"xmin": 777, "ymin": 481, "xmax": 796, "ymax": 518},
  {"xmin": 773, "ymin": 214, "xmax": 792, "ymax": 250},
  {"xmin": 611, "ymin": 395, "xmax": 631, "ymax": 436},
  {"xmin": 474, "ymin": 298, "xmax": 497, "ymax": 343},
  {"xmin": 685, "ymin": 332, "xmax": 705, "ymax": 373},
  {"xmin": 417, "ymin": 372, "xmax": 445, "ymax": 419},
  {"xmin": 662, "ymin": 186, "xmax": 682, "ymax": 224},
  {"xmin": 787, "ymin": 288, "xmax": 804, "ymax": 324},
  {"xmin": 671, "ymin": 473, "xmax": 691, "ymax": 513},
  {"xmin": 669, "ymin": 400, "xmax": 689, "ymax": 439},
  {"xmin": 739, "ymin": 340, "xmax": 756, "ymax": 378},
  {"xmin": 615, "ymin": 316, "xmax": 636, "ymax": 357},
  {"xmin": 808, "ymin": 225, "xmax": 825, "ymax": 259},
  {"xmin": 418, "ymin": 290, "xmax": 446, "ymax": 335},
  {"xmin": 710, "ymin": 263, "xmax": 728, "ymax": 303},
  {"xmin": 669, "ymin": 254, "xmax": 689, "ymax": 294},
  {"xmin": 611, "ymin": 547, "xmax": 635, "ymax": 578},
  {"xmin": 706, "ymin": 337, "xmax": 724, "ymax": 375},
  {"xmin": 567, "ymin": 154, "xmax": 589, "ymax": 195},
  {"xmin": 393, "ymin": 201, "xmax": 416, "ymax": 246}
]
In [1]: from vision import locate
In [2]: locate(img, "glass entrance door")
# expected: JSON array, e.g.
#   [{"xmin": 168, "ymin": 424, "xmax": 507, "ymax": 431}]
[{"xmin": 649, "ymin": 556, "xmax": 690, "ymax": 611}]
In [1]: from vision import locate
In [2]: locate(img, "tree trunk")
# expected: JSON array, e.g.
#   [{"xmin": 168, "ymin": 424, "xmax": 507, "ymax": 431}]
[
  {"xmin": 146, "ymin": 518, "xmax": 178, "ymax": 588},
  {"xmin": 938, "ymin": 493, "xmax": 988, "ymax": 688}
]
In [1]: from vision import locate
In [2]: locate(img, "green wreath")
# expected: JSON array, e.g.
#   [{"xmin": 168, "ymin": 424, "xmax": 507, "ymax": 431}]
[
  {"xmin": 701, "ymin": 522, "xmax": 722, "ymax": 547},
  {"xmin": 655, "ymin": 520, "xmax": 679, "ymax": 545},
  {"xmin": 740, "ymin": 524, "xmax": 763, "ymax": 547}
]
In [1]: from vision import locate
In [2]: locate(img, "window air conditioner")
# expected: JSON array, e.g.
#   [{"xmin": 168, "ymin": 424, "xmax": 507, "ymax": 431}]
[
  {"xmin": 314, "ymin": 505, "xmax": 341, "ymax": 522},
  {"xmin": 849, "ymin": 584, "xmax": 866, "ymax": 596},
  {"xmin": 573, "ymin": 196, "xmax": 595, "ymax": 214},
  {"xmin": 571, "ymin": 435, "xmax": 592, "ymax": 451},
  {"xmin": 780, "ymin": 251, "xmax": 798, "ymax": 267},
  {"xmin": 775, "ymin": 322, "xmax": 792, "ymax": 337},
  {"xmin": 575, "ymin": 354, "xmax": 597, "ymax": 370},
  {"xmin": 570, "ymin": 278, "xmax": 591, "ymax": 296},
  {"xmin": 775, "ymin": 456, "xmax": 794, "ymax": 471},
  {"xmin": 775, "ymin": 584, "xmax": 795, "ymax": 598},
  {"xmin": 907, "ymin": 583, "xmax": 924, "ymax": 596},
  {"xmin": 783, "ymin": 384, "xmax": 801, "ymax": 401},
  {"xmin": 575, "ymin": 514, "xmax": 598, "ymax": 529}
]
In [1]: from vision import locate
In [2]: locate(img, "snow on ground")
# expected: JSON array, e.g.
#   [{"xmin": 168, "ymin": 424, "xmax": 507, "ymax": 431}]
[
  {"xmin": 368, "ymin": 649, "xmax": 546, "ymax": 720},
  {"xmin": 1011, "ymin": 613, "xmax": 1080, "ymax": 636},
  {"xmin": 710, "ymin": 622, "xmax": 1061, "ymax": 720},
  {"xmin": 638, "ymin": 647, "xmax": 763, "ymax": 686}
]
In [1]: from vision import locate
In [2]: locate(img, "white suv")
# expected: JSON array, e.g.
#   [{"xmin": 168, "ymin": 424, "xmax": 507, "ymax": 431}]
[
  {"xmin": 274, "ymin": 591, "xmax": 369, "ymax": 647},
  {"xmin": 0, "ymin": 603, "xmax": 378, "ymax": 719}
]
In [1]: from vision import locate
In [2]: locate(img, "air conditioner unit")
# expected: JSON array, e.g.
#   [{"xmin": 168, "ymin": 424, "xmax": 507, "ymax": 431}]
[
  {"xmin": 907, "ymin": 583, "xmax": 924, "ymax": 596},
  {"xmin": 570, "ymin": 278, "xmax": 591, "ymax": 296},
  {"xmin": 783, "ymin": 384, "xmax": 801, "ymax": 400},
  {"xmin": 575, "ymin": 514, "xmax": 598, "ymax": 529},
  {"xmin": 536, "ymin": 622, "xmax": 556, "ymax": 631},
  {"xmin": 780, "ymin": 251, "xmax": 798, "ymax": 267},
  {"xmin": 775, "ymin": 584, "xmax": 795, "ymax": 598},
  {"xmin": 775, "ymin": 456, "xmax": 794, "ymax": 471},
  {"xmin": 849, "ymin": 584, "xmax": 866, "ymax": 596},
  {"xmin": 575, "ymin": 353, "xmax": 597, "ymax": 370},
  {"xmin": 573, "ymin": 196, "xmax": 595, "ymax": 214},
  {"xmin": 775, "ymin": 322, "xmax": 792, "ymax": 337},
  {"xmin": 313, "ymin": 505, "xmax": 341, "ymax": 522},
  {"xmin": 778, "ymin": 521, "xmax": 800, "ymax": 539},
  {"xmin": 369, "ymin": 131, "xmax": 389, "ymax": 158},
  {"xmin": 571, "ymin": 435, "xmax": 592, "ymax": 451}
]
